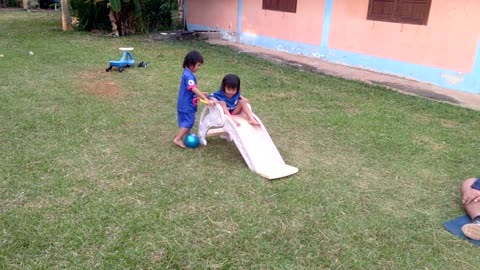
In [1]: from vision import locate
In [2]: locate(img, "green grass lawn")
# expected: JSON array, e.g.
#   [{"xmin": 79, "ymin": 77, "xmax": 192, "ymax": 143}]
[{"xmin": 1, "ymin": 10, "xmax": 480, "ymax": 269}]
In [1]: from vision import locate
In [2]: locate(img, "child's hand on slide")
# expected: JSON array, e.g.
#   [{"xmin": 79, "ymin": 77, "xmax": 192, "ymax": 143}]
[{"xmin": 208, "ymin": 99, "xmax": 216, "ymax": 106}]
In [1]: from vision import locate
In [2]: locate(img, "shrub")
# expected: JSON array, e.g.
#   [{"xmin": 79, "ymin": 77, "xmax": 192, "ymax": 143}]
[
  {"xmin": 70, "ymin": 0, "xmax": 111, "ymax": 32},
  {"xmin": 69, "ymin": 0, "xmax": 178, "ymax": 34},
  {"xmin": 141, "ymin": 0, "xmax": 177, "ymax": 32}
]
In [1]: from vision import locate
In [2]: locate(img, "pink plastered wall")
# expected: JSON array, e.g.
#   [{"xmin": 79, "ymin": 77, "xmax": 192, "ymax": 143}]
[
  {"xmin": 241, "ymin": 0, "xmax": 325, "ymax": 45},
  {"xmin": 329, "ymin": 0, "xmax": 480, "ymax": 73},
  {"xmin": 186, "ymin": 0, "xmax": 238, "ymax": 32}
]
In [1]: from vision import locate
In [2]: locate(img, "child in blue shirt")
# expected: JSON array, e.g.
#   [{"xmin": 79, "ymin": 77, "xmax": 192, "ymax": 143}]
[
  {"xmin": 209, "ymin": 74, "xmax": 259, "ymax": 127},
  {"xmin": 174, "ymin": 50, "xmax": 215, "ymax": 148}
]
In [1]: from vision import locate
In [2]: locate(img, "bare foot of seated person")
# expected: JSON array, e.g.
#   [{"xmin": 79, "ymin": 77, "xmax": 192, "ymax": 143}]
[{"xmin": 462, "ymin": 217, "xmax": 480, "ymax": 240}]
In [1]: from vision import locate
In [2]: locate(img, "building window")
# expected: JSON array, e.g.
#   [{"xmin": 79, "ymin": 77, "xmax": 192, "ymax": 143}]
[
  {"xmin": 263, "ymin": 0, "xmax": 297, "ymax": 13},
  {"xmin": 367, "ymin": 0, "xmax": 432, "ymax": 25}
]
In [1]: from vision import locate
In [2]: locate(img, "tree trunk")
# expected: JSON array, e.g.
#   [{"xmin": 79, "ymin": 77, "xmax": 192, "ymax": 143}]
[
  {"xmin": 61, "ymin": 0, "xmax": 72, "ymax": 31},
  {"xmin": 177, "ymin": 0, "xmax": 183, "ymax": 20},
  {"xmin": 22, "ymin": 0, "xmax": 28, "ymax": 10},
  {"xmin": 108, "ymin": 3, "xmax": 119, "ymax": 37},
  {"xmin": 178, "ymin": 0, "xmax": 184, "ymax": 29}
]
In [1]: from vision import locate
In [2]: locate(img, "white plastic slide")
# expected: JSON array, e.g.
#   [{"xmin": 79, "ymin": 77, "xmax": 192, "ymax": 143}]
[{"xmin": 198, "ymin": 104, "xmax": 298, "ymax": 180}]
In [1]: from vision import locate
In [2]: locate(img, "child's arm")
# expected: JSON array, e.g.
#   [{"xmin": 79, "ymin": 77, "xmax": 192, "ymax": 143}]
[
  {"xmin": 191, "ymin": 86, "xmax": 215, "ymax": 106},
  {"xmin": 205, "ymin": 92, "xmax": 218, "ymax": 105},
  {"xmin": 240, "ymin": 95, "xmax": 249, "ymax": 103}
]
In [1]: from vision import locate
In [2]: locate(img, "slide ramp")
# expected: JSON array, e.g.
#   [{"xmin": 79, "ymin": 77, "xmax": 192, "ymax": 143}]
[{"xmin": 198, "ymin": 104, "xmax": 298, "ymax": 180}]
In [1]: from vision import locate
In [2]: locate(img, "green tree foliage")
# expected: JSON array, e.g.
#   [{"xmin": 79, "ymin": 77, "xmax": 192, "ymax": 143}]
[
  {"xmin": 111, "ymin": 0, "xmax": 144, "ymax": 36},
  {"xmin": 70, "ymin": 0, "xmax": 111, "ymax": 31},
  {"xmin": 2, "ymin": 0, "xmax": 20, "ymax": 7},
  {"xmin": 70, "ymin": 0, "xmax": 177, "ymax": 35},
  {"xmin": 141, "ymin": 0, "xmax": 177, "ymax": 32}
]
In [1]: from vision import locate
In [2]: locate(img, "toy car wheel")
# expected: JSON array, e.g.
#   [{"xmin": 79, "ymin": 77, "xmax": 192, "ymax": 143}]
[
  {"xmin": 119, "ymin": 67, "xmax": 124, "ymax": 72},
  {"xmin": 106, "ymin": 66, "xmax": 112, "ymax": 72}
]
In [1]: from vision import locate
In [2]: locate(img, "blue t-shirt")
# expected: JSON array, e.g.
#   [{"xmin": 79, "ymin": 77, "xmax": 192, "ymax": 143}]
[
  {"xmin": 209, "ymin": 89, "xmax": 241, "ymax": 112},
  {"xmin": 177, "ymin": 68, "xmax": 198, "ymax": 113}
]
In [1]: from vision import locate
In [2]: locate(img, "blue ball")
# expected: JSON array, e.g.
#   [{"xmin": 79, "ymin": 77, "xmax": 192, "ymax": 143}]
[{"xmin": 184, "ymin": 134, "xmax": 200, "ymax": 148}]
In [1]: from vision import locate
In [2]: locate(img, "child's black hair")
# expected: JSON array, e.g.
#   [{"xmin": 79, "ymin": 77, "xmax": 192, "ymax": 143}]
[
  {"xmin": 183, "ymin": 50, "xmax": 204, "ymax": 69},
  {"xmin": 221, "ymin": 74, "xmax": 241, "ymax": 92}
]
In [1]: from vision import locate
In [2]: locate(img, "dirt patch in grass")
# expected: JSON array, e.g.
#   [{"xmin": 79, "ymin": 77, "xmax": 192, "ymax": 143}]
[
  {"xmin": 79, "ymin": 71, "xmax": 122, "ymax": 99},
  {"xmin": 440, "ymin": 119, "xmax": 459, "ymax": 128},
  {"xmin": 84, "ymin": 81, "xmax": 121, "ymax": 98},
  {"xmin": 414, "ymin": 135, "xmax": 447, "ymax": 150}
]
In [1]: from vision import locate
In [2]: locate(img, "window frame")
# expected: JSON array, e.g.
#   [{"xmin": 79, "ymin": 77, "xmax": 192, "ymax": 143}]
[
  {"xmin": 367, "ymin": 0, "xmax": 432, "ymax": 25},
  {"xmin": 262, "ymin": 0, "xmax": 297, "ymax": 13}
]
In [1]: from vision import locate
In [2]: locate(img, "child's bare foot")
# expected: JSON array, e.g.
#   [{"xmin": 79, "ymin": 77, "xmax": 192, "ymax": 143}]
[
  {"xmin": 173, "ymin": 138, "xmax": 186, "ymax": 148},
  {"xmin": 248, "ymin": 118, "xmax": 260, "ymax": 126}
]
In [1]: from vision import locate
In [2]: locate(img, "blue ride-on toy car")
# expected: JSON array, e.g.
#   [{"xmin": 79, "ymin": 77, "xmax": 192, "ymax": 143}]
[{"xmin": 106, "ymin": 48, "xmax": 135, "ymax": 72}]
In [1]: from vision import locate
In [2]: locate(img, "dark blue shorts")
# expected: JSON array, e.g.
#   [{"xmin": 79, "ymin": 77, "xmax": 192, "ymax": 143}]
[
  {"xmin": 177, "ymin": 111, "xmax": 195, "ymax": 129},
  {"xmin": 472, "ymin": 178, "xmax": 480, "ymax": 190}
]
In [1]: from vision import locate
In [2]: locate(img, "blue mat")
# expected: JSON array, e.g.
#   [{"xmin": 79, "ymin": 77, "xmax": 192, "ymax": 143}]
[{"xmin": 443, "ymin": 215, "xmax": 480, "ymax": 246}]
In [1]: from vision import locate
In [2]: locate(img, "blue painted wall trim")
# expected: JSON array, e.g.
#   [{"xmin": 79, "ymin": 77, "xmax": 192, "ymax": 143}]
[
  {"xmin": 187, "ymin": 0, "xmax": 480, "ymax": 94},
  {"xmin": 187, "ymin": 23, "xmax": 214, "ymax": 32},
  {"xmin": 237, "ymin": 34, "xmax": 480, "ymax": 94},
  {"xmin": 237, "ymin": 0, "xmax": 243, "ymax": 34},
  {"xmin": 320, "ymin": 0, "xmax": 332, "ymax": 48},
  {"xmin": 471, "ymin": 39, "xmax": 480, "ymax": 91},
  {"xmin": 188, "ymin": 22, "xmax": 239, "ymax": 42}
]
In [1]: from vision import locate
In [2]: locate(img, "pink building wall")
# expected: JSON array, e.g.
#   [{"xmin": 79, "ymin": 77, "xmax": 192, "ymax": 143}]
[
  {"xmin": 241, "ymin": 0, "xmax": 325, "ymax": 45},
  {"xmin": 185, "ymin": 0, "xmax": 480, "ymax": 92},
  {"xmin": 329, "ymin": 0, "xmax": 480, "ymax": 72},
  {"xmin": 186, "ymin": 0, "xmax": 238, "ymax": 32}
]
